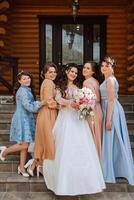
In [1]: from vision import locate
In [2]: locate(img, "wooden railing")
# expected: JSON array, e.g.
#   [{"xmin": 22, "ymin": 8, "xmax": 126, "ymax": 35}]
[{"xmin": 0, "ymin": 53, "xmax": 19, "ymax": 93}]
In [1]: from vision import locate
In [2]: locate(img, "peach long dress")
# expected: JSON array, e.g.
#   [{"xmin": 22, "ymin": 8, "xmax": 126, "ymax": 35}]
[
  {"xmin": 34, "ymin": 79, "xmax": 57, "ymax": 161},
  {"xmin": 83, "ymin": 77, "xmax": 103, "ymax": 160}
]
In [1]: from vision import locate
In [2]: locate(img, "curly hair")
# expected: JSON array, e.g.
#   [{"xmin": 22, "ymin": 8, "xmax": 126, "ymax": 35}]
[
  {"xmin": 13, "ymin": 70, "xmax": 36, "ymax": 102},
  {"xmin": 56, "ymin": 63, "xmax": 80, "ymax": 98}
]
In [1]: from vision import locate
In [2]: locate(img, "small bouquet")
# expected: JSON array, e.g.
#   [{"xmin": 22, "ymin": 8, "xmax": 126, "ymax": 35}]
[{"xmin": 74, "ymin": 87, "xmax": 96, "ymax": 120}]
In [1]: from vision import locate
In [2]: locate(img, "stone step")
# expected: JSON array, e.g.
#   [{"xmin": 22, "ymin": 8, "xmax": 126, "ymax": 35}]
[
  {"xmin": 0, "ymin": 113, "xmax": 13, "ymax": 120},
  {"xmin": 0, "ymin": 118, "xmax": 133, "ymax": 130},
  {"xmin": 122, "ymin": 104, "xmax": 134, "ymax": 112},
  {"xmin": 0, "ymin": 120, "xmax": 11, "ymax": 130},
  {"xmin": 0, "ymin": 149, "xmax": 32, "ymax": 173},
  {"xmin": 125, "ymin": 112, "xmax": 134, "ymax": 120},
  {"xmin": 0, "ymin": 192, "xmax": 134, "ymax": 200},
  {"xmin": 1, "ymin": 128, "xmax": 134, "ymax": 141},
  {"xmin": 0, "ymin": 130, "xmax": 9, "ymax": 141},
  {"xmin": 127, "ymin": 120, "xmax": 134, "ymax": 130},
  {"xmin": 1, "ymin": 141, "xmax": 134, "ymax": 173},
  {"xmin": 0, "ymin": 192, "xmax": 54, "ymax": 200},
  {"xmin": 119, "ymin": 95, "xmax": 134, "ymax": 104},
  {"xmin": 0, "ymin": 154, "xmax": 33, "ymax": 173},
  {"xmin": 0, "ymin": 172, "xmax": 134, "ymax": 193},
  {"xmin": 0, "ymin": 140, "xmax": 15, "ymax": 146},
  {"xmin": 0, "ymin": 104, "xmax": 15, "ymax": 112},
  {"xmin": 0, "ymin": 98, "xmax": 134, "ymax": 112},
  {"xmin": 0, "ymin": 160, "xmax": 19, "ymax": 173},
  {"xmin": 0, "ymin": 172, "xmax": 46, "ymax": 192},
  {"xmin": 0, "ymin": 128, "xmax": 134, "ymax": 143},
  {"xmin": 0, "ymin": 113, "xmax": 37, "ymax": 121},
  {"xmin": 0, "ymin": 111, "xmax": 133, "ymax": 121}
]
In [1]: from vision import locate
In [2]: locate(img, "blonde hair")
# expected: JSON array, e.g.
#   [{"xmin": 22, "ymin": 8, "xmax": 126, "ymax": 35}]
[{"xmin": 103, "ymin": 56, "xmax": 117, "ymax": 70}]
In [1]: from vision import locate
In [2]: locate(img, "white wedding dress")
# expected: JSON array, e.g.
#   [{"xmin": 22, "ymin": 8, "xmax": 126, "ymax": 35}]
[{"xmin": 43, "ymin": 86, "xmax": 105, "ymax": 196}]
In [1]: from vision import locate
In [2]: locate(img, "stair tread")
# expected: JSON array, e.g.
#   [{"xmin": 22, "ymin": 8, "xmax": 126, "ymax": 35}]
[
  {"xmin": 0, "ymin": 120, "xmax": 11, "ymax": 123},
  {"xmin": 0, "ymin": 172, "xmax": 44, "ymax": 183},
  {"xmin": 0, "ymin": 154, "xmax": 19, "ymax": 162},
  {"xmin": 0, "ymin": 130, "xmax": 9, "ymax": 134},
  {"xmin": 0, "ymin": 172, "xmax": 131, "ymax": 185}
]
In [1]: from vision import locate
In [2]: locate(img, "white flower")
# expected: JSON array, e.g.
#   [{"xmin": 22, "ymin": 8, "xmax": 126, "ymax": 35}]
[
  {"xmin": 90, "ymin": 111, "xmax": 94, "ymax": 116},
  {"xmin": 78, "ymin": 92, "xmax": 84, "ymax": 99}
]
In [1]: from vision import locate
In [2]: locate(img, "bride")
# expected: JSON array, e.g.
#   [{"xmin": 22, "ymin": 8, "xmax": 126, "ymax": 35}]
[{"xmin": 43, "ymin": 63, "xmax": 105, "ymax": 196}]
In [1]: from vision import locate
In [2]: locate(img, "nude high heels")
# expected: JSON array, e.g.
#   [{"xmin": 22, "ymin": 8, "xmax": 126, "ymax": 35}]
[
  {"xmin": 24, "ymin": 158, "xmax": 34, "ymax": 177},
  {"xmin": 36, "ymin": 165, "xmax": 43, "ymax": 177},
  {"xmin": 18, "ymin": 166, "xmax": 29, "ymax": 177}
]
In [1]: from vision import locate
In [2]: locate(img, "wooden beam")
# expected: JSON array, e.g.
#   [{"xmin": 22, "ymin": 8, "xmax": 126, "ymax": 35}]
[
  {"xmin": 0, "ymin": 14, "xmax": 8, "ymax": 22},
  {"xmin": 0, "ymin": 40, "xmax": 4, "ymax": 47},
  {"xmin": 0, "ymin": 27, "xmax": 6, "ymax": 34},
  {"xmin": 0, "ymin": 1, "xmax": 9, "ymax": 10}
]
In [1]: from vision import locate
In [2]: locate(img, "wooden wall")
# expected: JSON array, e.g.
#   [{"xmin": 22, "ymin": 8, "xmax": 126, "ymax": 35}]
[
  {"xmin": 127, "ymin": 1, "xmax": 134, "ymax": 94},
  {"xmin": 1, "ymin": 5, "xmax": 129, "ymax": 94},
  {"xmin": 0, "ymin": 1, "xmax": 12, "ymax": 94}
]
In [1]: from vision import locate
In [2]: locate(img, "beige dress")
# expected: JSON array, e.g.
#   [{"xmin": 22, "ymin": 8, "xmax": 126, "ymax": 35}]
[
  {"xmin": 83, "ymin": 77, "xmax": 103, "ymax": 160},
  {"xmin": 34, "ymin": 79, "xmax": 57, "ymax": 161}
]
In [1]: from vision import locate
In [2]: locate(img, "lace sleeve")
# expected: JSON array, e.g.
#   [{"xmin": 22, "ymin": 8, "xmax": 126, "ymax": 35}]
[
  {"xmin": 55, "ymin": 89, "xmax": 71, "ymax": 107},
  {"xmin": 21, "ymin": 89, "xmax": 42, "ymax": 113}
]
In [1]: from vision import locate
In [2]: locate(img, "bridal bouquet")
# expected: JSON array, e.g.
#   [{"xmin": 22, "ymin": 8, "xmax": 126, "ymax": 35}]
[{"xmin": 74, "ymin": 87, "xmax": 96, "ymax": 120}]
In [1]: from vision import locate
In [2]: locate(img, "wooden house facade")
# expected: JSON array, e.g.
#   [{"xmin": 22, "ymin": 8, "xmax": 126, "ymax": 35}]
[{"xmin": 0, "ymin": 0, "xmax": 134, "ymax": 95}]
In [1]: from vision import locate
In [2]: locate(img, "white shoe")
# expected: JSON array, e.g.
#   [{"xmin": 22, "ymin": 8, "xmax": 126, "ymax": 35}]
[
  {"xmin": 0, "ymin": 146, "xmax": 7, "ymax": 161},
  {"xmin": 36, "ymin": 165, "xmax": 43, "ymax": 177},
  {"xmin": 24, "ymin": 158, "xmax": 34, "ymax": 168},
  {"xmin": 18, "ymin": 166, "xmax": 29, "ymax": 177},
  {"xmin": 24, "ymin": 159, "xmax": 34, "ymax": 176}
]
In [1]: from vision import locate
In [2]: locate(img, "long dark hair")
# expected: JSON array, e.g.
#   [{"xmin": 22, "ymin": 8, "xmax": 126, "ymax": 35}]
[
  {"xmin": 56, "ymin": 63, "xmax": 80, "ymax": 98},
  {"xmin": 13, "ymin": 70, "xmax": 36, "ymax": 101}
]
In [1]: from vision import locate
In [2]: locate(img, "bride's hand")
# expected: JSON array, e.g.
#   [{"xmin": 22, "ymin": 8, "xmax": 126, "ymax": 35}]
[{"xmin": 71, "ymin": 101, "xmax": 79, "ymax": 109}]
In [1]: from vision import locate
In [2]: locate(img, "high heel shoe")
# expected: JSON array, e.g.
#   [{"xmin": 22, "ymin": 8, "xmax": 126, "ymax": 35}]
[
  {"xmin": 36, "ymin": 165, "xmax": 43, "ymax": 177},
  {"xmin": 24, "ymin": 159, "xmax": 34, "ymax": 176},
  {"xmin": 18, "ymin": 166, "xmax": 29, "ymax": 177},
  {"xmin": 0, "ymin": 146, "xmax": 7, "ymax": 161}
]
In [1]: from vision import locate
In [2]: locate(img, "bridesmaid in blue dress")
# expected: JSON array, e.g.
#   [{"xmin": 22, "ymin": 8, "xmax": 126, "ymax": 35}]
[
  {"xmin": 100, "ymin": 56, "xmax": 134, "ymax": 185},
  {"xmin": 0, "ymin": 71, "xmax": 44, "ymax": 177}
]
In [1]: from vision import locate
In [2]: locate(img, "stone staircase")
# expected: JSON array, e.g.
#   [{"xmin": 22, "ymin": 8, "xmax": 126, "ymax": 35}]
[{"xmin": 0, "ymin": 95, "xmax": 134, "ymax": 198}]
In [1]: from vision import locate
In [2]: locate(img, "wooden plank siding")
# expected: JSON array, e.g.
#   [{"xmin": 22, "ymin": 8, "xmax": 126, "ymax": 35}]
[
  {"xmin": 1, "ymin": 5, "xmax": 129, "ymax": 94},
  {"xmin": 0, "ymin": 1, "xmax": 13, "ymax": 93},
  {"xmin": 127, "ymin": 1, "xmax": 134, "ymax": 94}
]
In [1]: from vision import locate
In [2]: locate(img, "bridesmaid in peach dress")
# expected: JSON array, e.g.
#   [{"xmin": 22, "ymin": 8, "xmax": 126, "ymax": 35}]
[
  {"xmin": 24, "ymin": 63, "xmax": 58, "ymax": 176},
  {"xmin": 34, "ymin": 63, "xmax": 57, "ymax": 161},
  {"xmin": 82, "ymin": 61, "xmax": 103, "ymax": 160}
]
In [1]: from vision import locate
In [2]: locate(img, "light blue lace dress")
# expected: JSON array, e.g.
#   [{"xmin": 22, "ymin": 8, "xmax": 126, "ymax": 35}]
[
  {"xmin": 100, "ymin": 77, "xmax": 134, "ymax": 185},
  {"xmin": 10, "ymin": 85, "xmax": 42, "ymax": 144}
]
